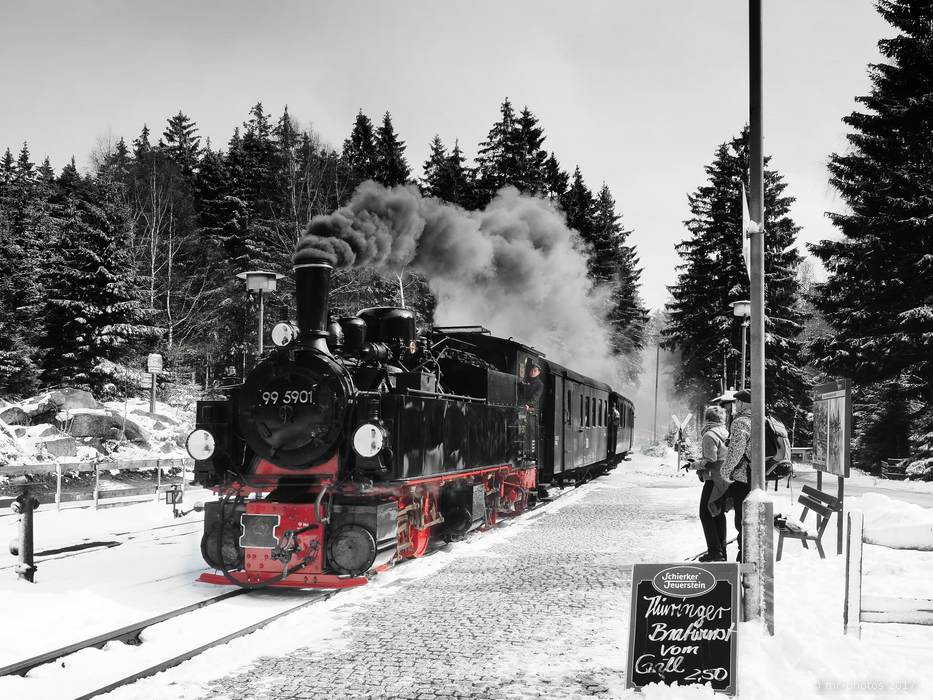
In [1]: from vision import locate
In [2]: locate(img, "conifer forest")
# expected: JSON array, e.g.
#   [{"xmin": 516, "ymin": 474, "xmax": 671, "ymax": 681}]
[
  {"xmin": 1, "ymin": 0, "xmax": 931, "ymax": 478},
  {"xmin": 0, "ymin": 100, "xmax": 648, "ymax": 396}
]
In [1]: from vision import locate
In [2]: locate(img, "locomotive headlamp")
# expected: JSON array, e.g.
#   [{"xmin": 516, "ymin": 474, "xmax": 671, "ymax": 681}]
[
  {"xmin": 186, "ymin": 429, "xmax": 216, "ymax": 460},
  {"xmin": 271, "ymin": 321, "xmax": 299, "ymax": 347},
  {"xmin": 352, "ymin": 423, "xmax": 386, "ymax": 458}
]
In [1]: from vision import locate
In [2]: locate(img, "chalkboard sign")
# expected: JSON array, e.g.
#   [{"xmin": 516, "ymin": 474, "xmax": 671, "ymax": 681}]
[{"xmin": 626, "ymin": 562, "xmax": 739, "ymax": 695}]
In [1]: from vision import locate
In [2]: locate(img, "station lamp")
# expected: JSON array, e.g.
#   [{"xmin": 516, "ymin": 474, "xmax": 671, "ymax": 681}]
[
  {"xmin": 730, "ymin": 300, "xmax": 751, "ymax": 389},
  {"xmin": 236, "ymin": 271, "xmax": 284, "ymax": 355}
]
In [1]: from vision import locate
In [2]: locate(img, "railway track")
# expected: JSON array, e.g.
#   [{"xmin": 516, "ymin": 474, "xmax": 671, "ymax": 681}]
[
  {"xmin": 0, "ymin": 587, "xmax": 334, "ymax": 699},
  {"xmin": 0, "ymin": 474, "xmax": 599, "ymax": 698}
]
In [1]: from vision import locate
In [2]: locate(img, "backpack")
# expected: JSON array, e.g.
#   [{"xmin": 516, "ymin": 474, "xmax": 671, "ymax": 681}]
[{"xmin": 765, "ymin": 415, "xmax": 792, "ymax": 478}]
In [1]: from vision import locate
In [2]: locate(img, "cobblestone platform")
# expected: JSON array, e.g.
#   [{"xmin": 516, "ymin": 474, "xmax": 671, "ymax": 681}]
[{"xmin": 201, "ymin": 467, "xmax": 694, "ymax": 699}]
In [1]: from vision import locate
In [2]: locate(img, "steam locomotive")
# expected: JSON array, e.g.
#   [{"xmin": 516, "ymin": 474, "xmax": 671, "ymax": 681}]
[{"xmin": 186, "ymin": 256, "xmax": 634, "ymax": 589}]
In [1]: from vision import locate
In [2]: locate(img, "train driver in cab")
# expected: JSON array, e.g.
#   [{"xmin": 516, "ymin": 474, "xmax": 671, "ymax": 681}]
[{"xmin": 523, "ymin": 362, "xmax": 544, "ymax": 409}]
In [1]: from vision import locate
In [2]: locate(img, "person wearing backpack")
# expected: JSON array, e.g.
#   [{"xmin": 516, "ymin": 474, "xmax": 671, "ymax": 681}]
[
  {"xmin": 718, "ymin": 389, "xmax": 753, "ymax": 560},
  {"xmin": 692, "ymin": 405, "xmax": 730, "ymax": 561},
  {"xmin": 765, "ymin": 414, "xmax": 794, "ymax": 481}
]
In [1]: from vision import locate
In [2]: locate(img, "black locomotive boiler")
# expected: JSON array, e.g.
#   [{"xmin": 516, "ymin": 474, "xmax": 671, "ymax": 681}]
[{"xmin": 187, "ymin": 255, "xmax": 634, "ymax": 589}]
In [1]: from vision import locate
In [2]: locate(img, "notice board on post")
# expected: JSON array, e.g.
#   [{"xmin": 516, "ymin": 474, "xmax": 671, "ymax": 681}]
[
  {"xmin": 812, "ymin": 378, "xmax": 851, "ymax": 478},
  {"xmin": 626, "ymin": 563, "xmax": 739, "ymax": 695}
]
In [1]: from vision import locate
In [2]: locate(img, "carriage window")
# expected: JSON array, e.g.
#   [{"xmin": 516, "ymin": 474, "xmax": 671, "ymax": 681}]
[
  {"xmin": 580, "ymin": 395, "xmax": 583, "ymax": 424},
  {"xmin": 598, "ymin": 399, "xmax": 603, "ymax": 426},
  {"xmin": 586, "ymin": 396, "xmax": 592, "ymax": 426}
]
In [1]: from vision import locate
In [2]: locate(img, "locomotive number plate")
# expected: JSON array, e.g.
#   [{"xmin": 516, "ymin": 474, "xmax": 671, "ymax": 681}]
[
  {"xmin": 239, "ymin": 514, "xmax": 280, "ymax": 549},
  {"xmin": 259, "ymin": 388, "xmax": 317, "ymax": 405}
]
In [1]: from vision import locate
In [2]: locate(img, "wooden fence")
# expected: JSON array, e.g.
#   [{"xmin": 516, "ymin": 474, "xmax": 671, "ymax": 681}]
[
  {"xmin": 0, "ymin": 457, "xmax": 194, "ymax": 511},
  {"xmin": 844, "ymin": 510, "xmax": 933, "ymax": 637}
]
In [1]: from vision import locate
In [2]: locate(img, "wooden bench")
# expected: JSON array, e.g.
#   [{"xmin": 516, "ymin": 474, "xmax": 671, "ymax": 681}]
[
  {"xmin": 776, "ymin": 484, "xmax": 842, "ymax": 561},
  {"xmin": 880, "ymin": 458, "xmax": 909, "ymax": 480},
  {"xmin": 845, "ymin": 511, "xmax": 933, "ymax": 638}
]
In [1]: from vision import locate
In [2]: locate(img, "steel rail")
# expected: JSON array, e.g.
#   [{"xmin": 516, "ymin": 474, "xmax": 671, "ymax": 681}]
[
  {"xmin": 0, "ymin": 589, "xmax": 248, "ymax": 678},
  {"xmin": 73, "ymin": 591, "xmax": 334, "ymax": 700}
]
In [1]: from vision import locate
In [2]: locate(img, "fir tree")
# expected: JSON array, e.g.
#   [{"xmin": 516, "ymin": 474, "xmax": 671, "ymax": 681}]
[
  {"xmin": 561, "ymin": 166, "xmax": 596, "ymax": 241},
  {"xmin": 374, "ymin": 111, "xmax": 410, "ymax": 186},
  {"xmin": 0, "ymin": 149, "xmax": 39, "ymax": 394},
  {"xmin": 443, "ymin": 141, "xmax": 475, "ymax": 208},
  {"xmin": 162, "ymin": 111, "xmax": 202, "ymax": 179},
  {"xmin": 475, "ymin": 100, "xmax": 551, "ymax": 204},
  {"xmin": 421, "ymin": 135, "xmax": 448, "ymax": 196},
  {"xmin": 663, "ymin": 129, "xmax": 807, "ymax": 423},
  {"xmin": 512, "ymin": 107, "xmax": 548, "ymax": 195},
  {"xmin": 39, "ymin": 160, "xmax": 156, "ymax": 388},
  {"xmin": 133, "ymin": 125, "xmax": 152, "ymax": 159},
  {"xmin": 475, "ymin": 98, "xmax": 519, "ymax": 205},
  {"xmin": 810, "ymin": 0, "xmax": 933, "ymax": 473},
  {"xmin": 0, "ymin": 143, "xmax": 47, "ymax": 393},
  {"xmin": 421, "ymin": 136, "xmax": 474, "ymax": 207},
  {"xmin": 342, "ymin": 110, "xmax": 378, "ymax": 185},
  {"xmin": 591, "ymin": 184, "xmax": 648, "ymax": 380},
  {"xmin": 543, "ymin": 152, "xmax": 569, "ymax": 203}
]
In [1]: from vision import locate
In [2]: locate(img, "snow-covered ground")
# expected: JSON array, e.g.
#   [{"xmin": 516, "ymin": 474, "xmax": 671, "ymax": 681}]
[{"xmin": 0, "ymin": 451, "xmax": 929, "ymax": 699}]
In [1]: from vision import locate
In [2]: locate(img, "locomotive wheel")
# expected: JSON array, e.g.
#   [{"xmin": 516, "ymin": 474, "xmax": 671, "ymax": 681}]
[
  {"xmin": 510, "ymin": 491, "xmax": 529, "ymax": 516},
  {"xmin": 401, "ymin": 523, "xmax": 432, "ymax": 559}
]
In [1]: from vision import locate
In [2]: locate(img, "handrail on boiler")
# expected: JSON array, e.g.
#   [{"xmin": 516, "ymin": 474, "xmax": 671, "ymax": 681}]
[{"xmin": 404, "ymin": 388, "xmax": 486, "ymax": 403}]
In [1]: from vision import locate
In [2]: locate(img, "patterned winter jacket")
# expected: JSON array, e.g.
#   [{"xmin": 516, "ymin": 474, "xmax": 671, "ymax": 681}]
[{"xmin": 720, "ymin": 408, "xmax": 751, "ymax": 484}]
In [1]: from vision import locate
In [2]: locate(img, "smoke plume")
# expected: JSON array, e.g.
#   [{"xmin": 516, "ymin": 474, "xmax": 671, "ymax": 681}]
[{"xmin": 295, "ymin": 182, "xmax": 622, "ymax": 384}]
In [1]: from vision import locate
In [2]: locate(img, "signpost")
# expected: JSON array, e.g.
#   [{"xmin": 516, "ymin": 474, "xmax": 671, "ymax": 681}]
[
  {"xmin": 671, "ymin": 413, "xmax": 693, "ymax": 470},
  {"xmin": 812, "ymin": 378, "xmax": 851, "ymax": 554},
  {"xmin": 147, "ymin": 353, "xmax": 163, "ymax": 414},
  {"xmin": 626, "ymin": 562, "xmax": 739, "ymax": 695}
]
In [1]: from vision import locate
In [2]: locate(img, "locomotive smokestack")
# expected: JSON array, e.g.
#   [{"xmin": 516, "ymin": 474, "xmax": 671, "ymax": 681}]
[{"xmin": 292, "ymin": 252, "xmax": 333, "ymax": 352}]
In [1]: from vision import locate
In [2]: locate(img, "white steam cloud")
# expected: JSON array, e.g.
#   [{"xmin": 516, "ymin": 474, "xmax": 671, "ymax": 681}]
[{"xmin": 295, "ymin": 182, "xmax": 623, "ymax": 384}]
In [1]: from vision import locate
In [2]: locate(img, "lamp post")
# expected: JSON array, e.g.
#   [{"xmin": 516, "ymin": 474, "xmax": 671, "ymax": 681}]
[
  {"xmin": 745, "ymin": 0, "xmax": 774, "ymax": 634},
  {"xmin": 236, "ymin": 271, "xmax": 283, "ymax": 356},
  {"xmin": 730, "ymin": 300, "xmax": 751, "ymax": 389}
]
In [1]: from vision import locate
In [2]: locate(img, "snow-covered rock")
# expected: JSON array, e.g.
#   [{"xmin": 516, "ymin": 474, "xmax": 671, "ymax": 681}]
[
  {"xmin": 36, "ymin": 435, "xmax": 78, "ymax": 458},
  {"xmin": 57, "ymin": 409, "xmax": 150, "ymax": 447},
  {"xmin": 0, "ymin": 406, "xmax": 29, "ymax": 426}
]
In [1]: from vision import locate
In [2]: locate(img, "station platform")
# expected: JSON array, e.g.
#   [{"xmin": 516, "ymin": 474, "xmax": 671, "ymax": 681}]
[{"xmin": 197, "ymin": 461, "xmax": 699, "ymax": 700}]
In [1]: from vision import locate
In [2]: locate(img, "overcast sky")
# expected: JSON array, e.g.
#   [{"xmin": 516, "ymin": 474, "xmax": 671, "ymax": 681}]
[{"xmin": 1, "ymin": 1, "xmax": 890, "ymax": 311}]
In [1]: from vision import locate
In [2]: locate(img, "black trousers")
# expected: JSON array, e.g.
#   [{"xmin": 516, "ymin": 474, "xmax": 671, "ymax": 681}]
[
  {"xmin": 727, "ymin": 480, "xmax": 751, "ymax": 557},
  {"xmin": 699, "ymin": 480, "xmax": 727, "ymax": 558}
]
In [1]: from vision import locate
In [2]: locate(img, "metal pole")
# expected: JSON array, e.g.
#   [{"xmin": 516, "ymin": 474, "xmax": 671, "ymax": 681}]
[
  {"xmin": 257, "ymin": 290, "xmax": 264, "ymax": 356},
  {"xmin": 653, "ymin": 343, "xmax": 660, "ymax": 443},
  {"xmin": 16, "ymin": 490, "xmax": 36, "ymax": 583},
  {"xmin": 745, "ymin": 0, "xmax": 774, "ymax": 634},
  {"xmin": 149, "ymin": 372, "xmax": 157, "ymax": 414},
  {"xmin": 739, "ymin": 318, "xmax": 749, "ymax": 389}
]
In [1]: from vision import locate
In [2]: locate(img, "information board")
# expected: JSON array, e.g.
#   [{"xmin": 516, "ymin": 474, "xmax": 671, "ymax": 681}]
[
  {"xmin": 147, "ymin": 353, "xmax": 163, "ymax": 374},
  {"xmin": 626, "ymin": 562, "xmax": 739, "ymax": 695},
  {"xmin": 812, "ymin": 378, "xmax": 851, "ymax": 477}
]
